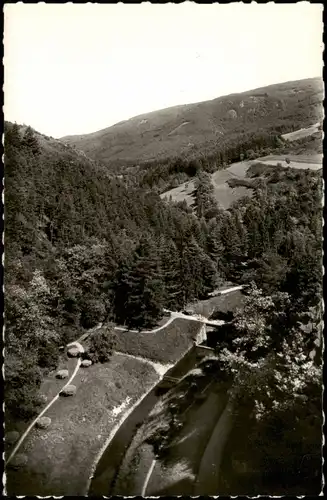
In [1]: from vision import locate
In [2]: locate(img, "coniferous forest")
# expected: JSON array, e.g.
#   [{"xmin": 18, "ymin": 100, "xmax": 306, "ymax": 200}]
[{"xmin": 4, "ymin": 99, "xmax": 323, "ymax": 494}]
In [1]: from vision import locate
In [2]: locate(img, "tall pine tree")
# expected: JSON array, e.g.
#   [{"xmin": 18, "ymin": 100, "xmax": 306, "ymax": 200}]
[{"xmin": 117, "ymin": 236, "xmax": 165, "ymax": 328}]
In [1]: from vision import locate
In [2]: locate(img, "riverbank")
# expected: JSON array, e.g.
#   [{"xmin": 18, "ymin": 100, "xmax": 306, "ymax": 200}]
[{"xmin": 89, "ymin": 344, "xmax": 204, "ymax": 495}]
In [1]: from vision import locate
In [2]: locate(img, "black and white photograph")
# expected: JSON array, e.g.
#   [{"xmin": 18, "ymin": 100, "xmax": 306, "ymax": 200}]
[{"xmin": 3, "ymin": 2, "xmax": 324, "ymax": 496}]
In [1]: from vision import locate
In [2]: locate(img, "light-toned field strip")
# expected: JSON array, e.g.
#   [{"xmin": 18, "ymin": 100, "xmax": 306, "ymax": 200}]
[{"xmin": 282, "ymin": 123, "xmax": 320, "ymax": 142}]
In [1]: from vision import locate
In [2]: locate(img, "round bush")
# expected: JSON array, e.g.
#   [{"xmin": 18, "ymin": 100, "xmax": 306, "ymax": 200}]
[
  {"xmin": 67, "ymin": 347, "xmax": 81, "ymax": 358},
  {"xmin": 60, "ymin": 384, "xmax": 76, "ymax": 397},
  {"xmin": 8, "ymin": 453, "xmax": 28, "ymax": 469},
  {"xmin": 36, "ymin": 394, "xmax": 48, "ymax": 405},
  {"xmin": 6, "ymin": 431, "xmax": 19, "ymax": 445},
  {"xmin": 35, "ymin": 416, "xmax": 51, "ymax": 429},
  {"xmin": 227, "ymin": 109, "xmax": 237, "ymax": 120},
  {"xmin": 56, "ymin": 369, "xmax": 69, "ymax": 379},
  {"xmin": 81, "ymin": 359, "xmax": 92, "ymax": 368}
]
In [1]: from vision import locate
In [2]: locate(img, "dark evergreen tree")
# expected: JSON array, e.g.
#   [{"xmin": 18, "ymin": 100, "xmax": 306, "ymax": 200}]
[
  {"xmin": 117, "ymin": 236, "xmax": 165, "ymax": 328},
  {"xmin": 159, "ymin": 237, "xmax": 183, "ymax": 310},
  {"xmin": 22, "ymin": 126, "xmax": 40, "ymax": 155}
]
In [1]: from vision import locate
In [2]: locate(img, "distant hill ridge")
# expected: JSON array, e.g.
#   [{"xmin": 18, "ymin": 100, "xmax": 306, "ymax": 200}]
[{"xmin": 61, "ymin": 77, "xmax": 323, "ymax": 168}]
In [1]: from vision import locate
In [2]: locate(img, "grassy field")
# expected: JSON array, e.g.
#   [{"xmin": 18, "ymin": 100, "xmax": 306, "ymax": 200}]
[
  {"xmin": 161, "ymin": 166, "xmax": 252, "ymax": 211},
  {"xmin": 114, "ymin": 318, "xmax": 203, "ymax": 364},
  {"xmin": 160, "ymin": 149, "xmax": 322, "ymax": 212},
  {"xmin": 160, "ymin": 180, "xmax": 196, "ymax": 208},
  {"xmin": 211, "ymin": 169, "xmax": 252, "ymax": 209},
  {"xmin": 5, "ymin": 354, "xmax": 159, "ymax": 496},
  {"xmin": 281, "ymin": 123, "xmax": 320, "ymax": 142},
  {"xmin": 257, "ymin": 160, "xmax": 321, "ymax": 171}
]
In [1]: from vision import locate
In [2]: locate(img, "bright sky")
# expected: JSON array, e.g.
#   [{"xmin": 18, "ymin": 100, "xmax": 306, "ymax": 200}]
[{"xmin": 4, "ymin": 2, "xmax": 323, "ymax": 138}]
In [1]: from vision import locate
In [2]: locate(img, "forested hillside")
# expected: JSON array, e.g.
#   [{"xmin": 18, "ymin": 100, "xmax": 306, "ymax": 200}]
[
  {"xmin": 63, "ymin": 77, "xmax": 323, "ymax": 172},
  {"xmin": 4, "ymin": 122, "xmax": 221, "ymax": 421},
  {"xmin": 5, "ymin": 118, "xmax": 322, "ymax": 439}
]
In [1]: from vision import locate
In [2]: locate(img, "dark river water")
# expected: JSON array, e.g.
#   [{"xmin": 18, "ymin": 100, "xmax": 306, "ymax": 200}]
[{"xmin": 89, "ymin": 346, "xmax": 206, "ymax": 495}]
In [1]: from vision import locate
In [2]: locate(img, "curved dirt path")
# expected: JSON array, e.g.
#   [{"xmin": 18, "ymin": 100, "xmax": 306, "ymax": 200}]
[
  {"xmin": 114, "ymin": 315, "xmax": 176, "ymax": 334},
  {"xmin": 114, "ymin": 311, "xmax": 224, "ymax": 334},
  {"xmin": 6, "ymin": 341, "xmax": 84, "ymax": 466}
]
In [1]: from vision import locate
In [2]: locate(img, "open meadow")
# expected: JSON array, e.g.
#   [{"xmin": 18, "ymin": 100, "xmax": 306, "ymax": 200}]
[{"xmin": 160, "ymin": 151, "xmax": 322, "ymax": 211}]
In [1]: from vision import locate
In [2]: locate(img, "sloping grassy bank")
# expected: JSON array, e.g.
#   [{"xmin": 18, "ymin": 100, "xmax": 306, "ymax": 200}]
[
  {"xmin": 5, "ymin": 354, "xmax": 159, "ymax": 496},
  {"xmin": 114, "ymin": 318, "xmax": 203, "ymax": 363}
]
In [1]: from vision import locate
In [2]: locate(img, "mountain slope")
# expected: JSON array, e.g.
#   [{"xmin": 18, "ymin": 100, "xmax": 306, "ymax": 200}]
[{"xmin": 62, "ymin": 77, "xmax": 323, "ymax": 168}]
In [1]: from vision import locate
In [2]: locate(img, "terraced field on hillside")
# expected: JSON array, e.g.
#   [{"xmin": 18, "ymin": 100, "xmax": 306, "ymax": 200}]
[{"xmin": 161, "ymin": 153, "xmax": 322, "ymax": 210}]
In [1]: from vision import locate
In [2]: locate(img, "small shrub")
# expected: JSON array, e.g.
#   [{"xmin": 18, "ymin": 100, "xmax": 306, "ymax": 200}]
[
  {"xmin": 5, "ymin": 431, "xmax": 19, "ymax": 445},
  {"xmin": 81, "ymin": 359, "xmax": 92, "ymax": 368},
  {"xmin": 35, "ymin": 416, "xmax": 51, "ymax": 429},
  {"xmin": 60, "ymin": 384, "xmax": 76, "ymax": 397},
  {"xmin": 36, "ymin": 394, "xmax": 48, "ymax": 405},
  {"xmin": 227, "ymin": 178, "xmax": 254, "ymax": 189},
  {"xmin": 56, "ymin": 369, "xmax": 69, "ymax": 379},
  {"xmin": 67, "ymin": 346, "xmax": 81, "ymax": 358},
  {"xmin": 8, "ymin": 453, "xmax": 28, "ymax": 469}
]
